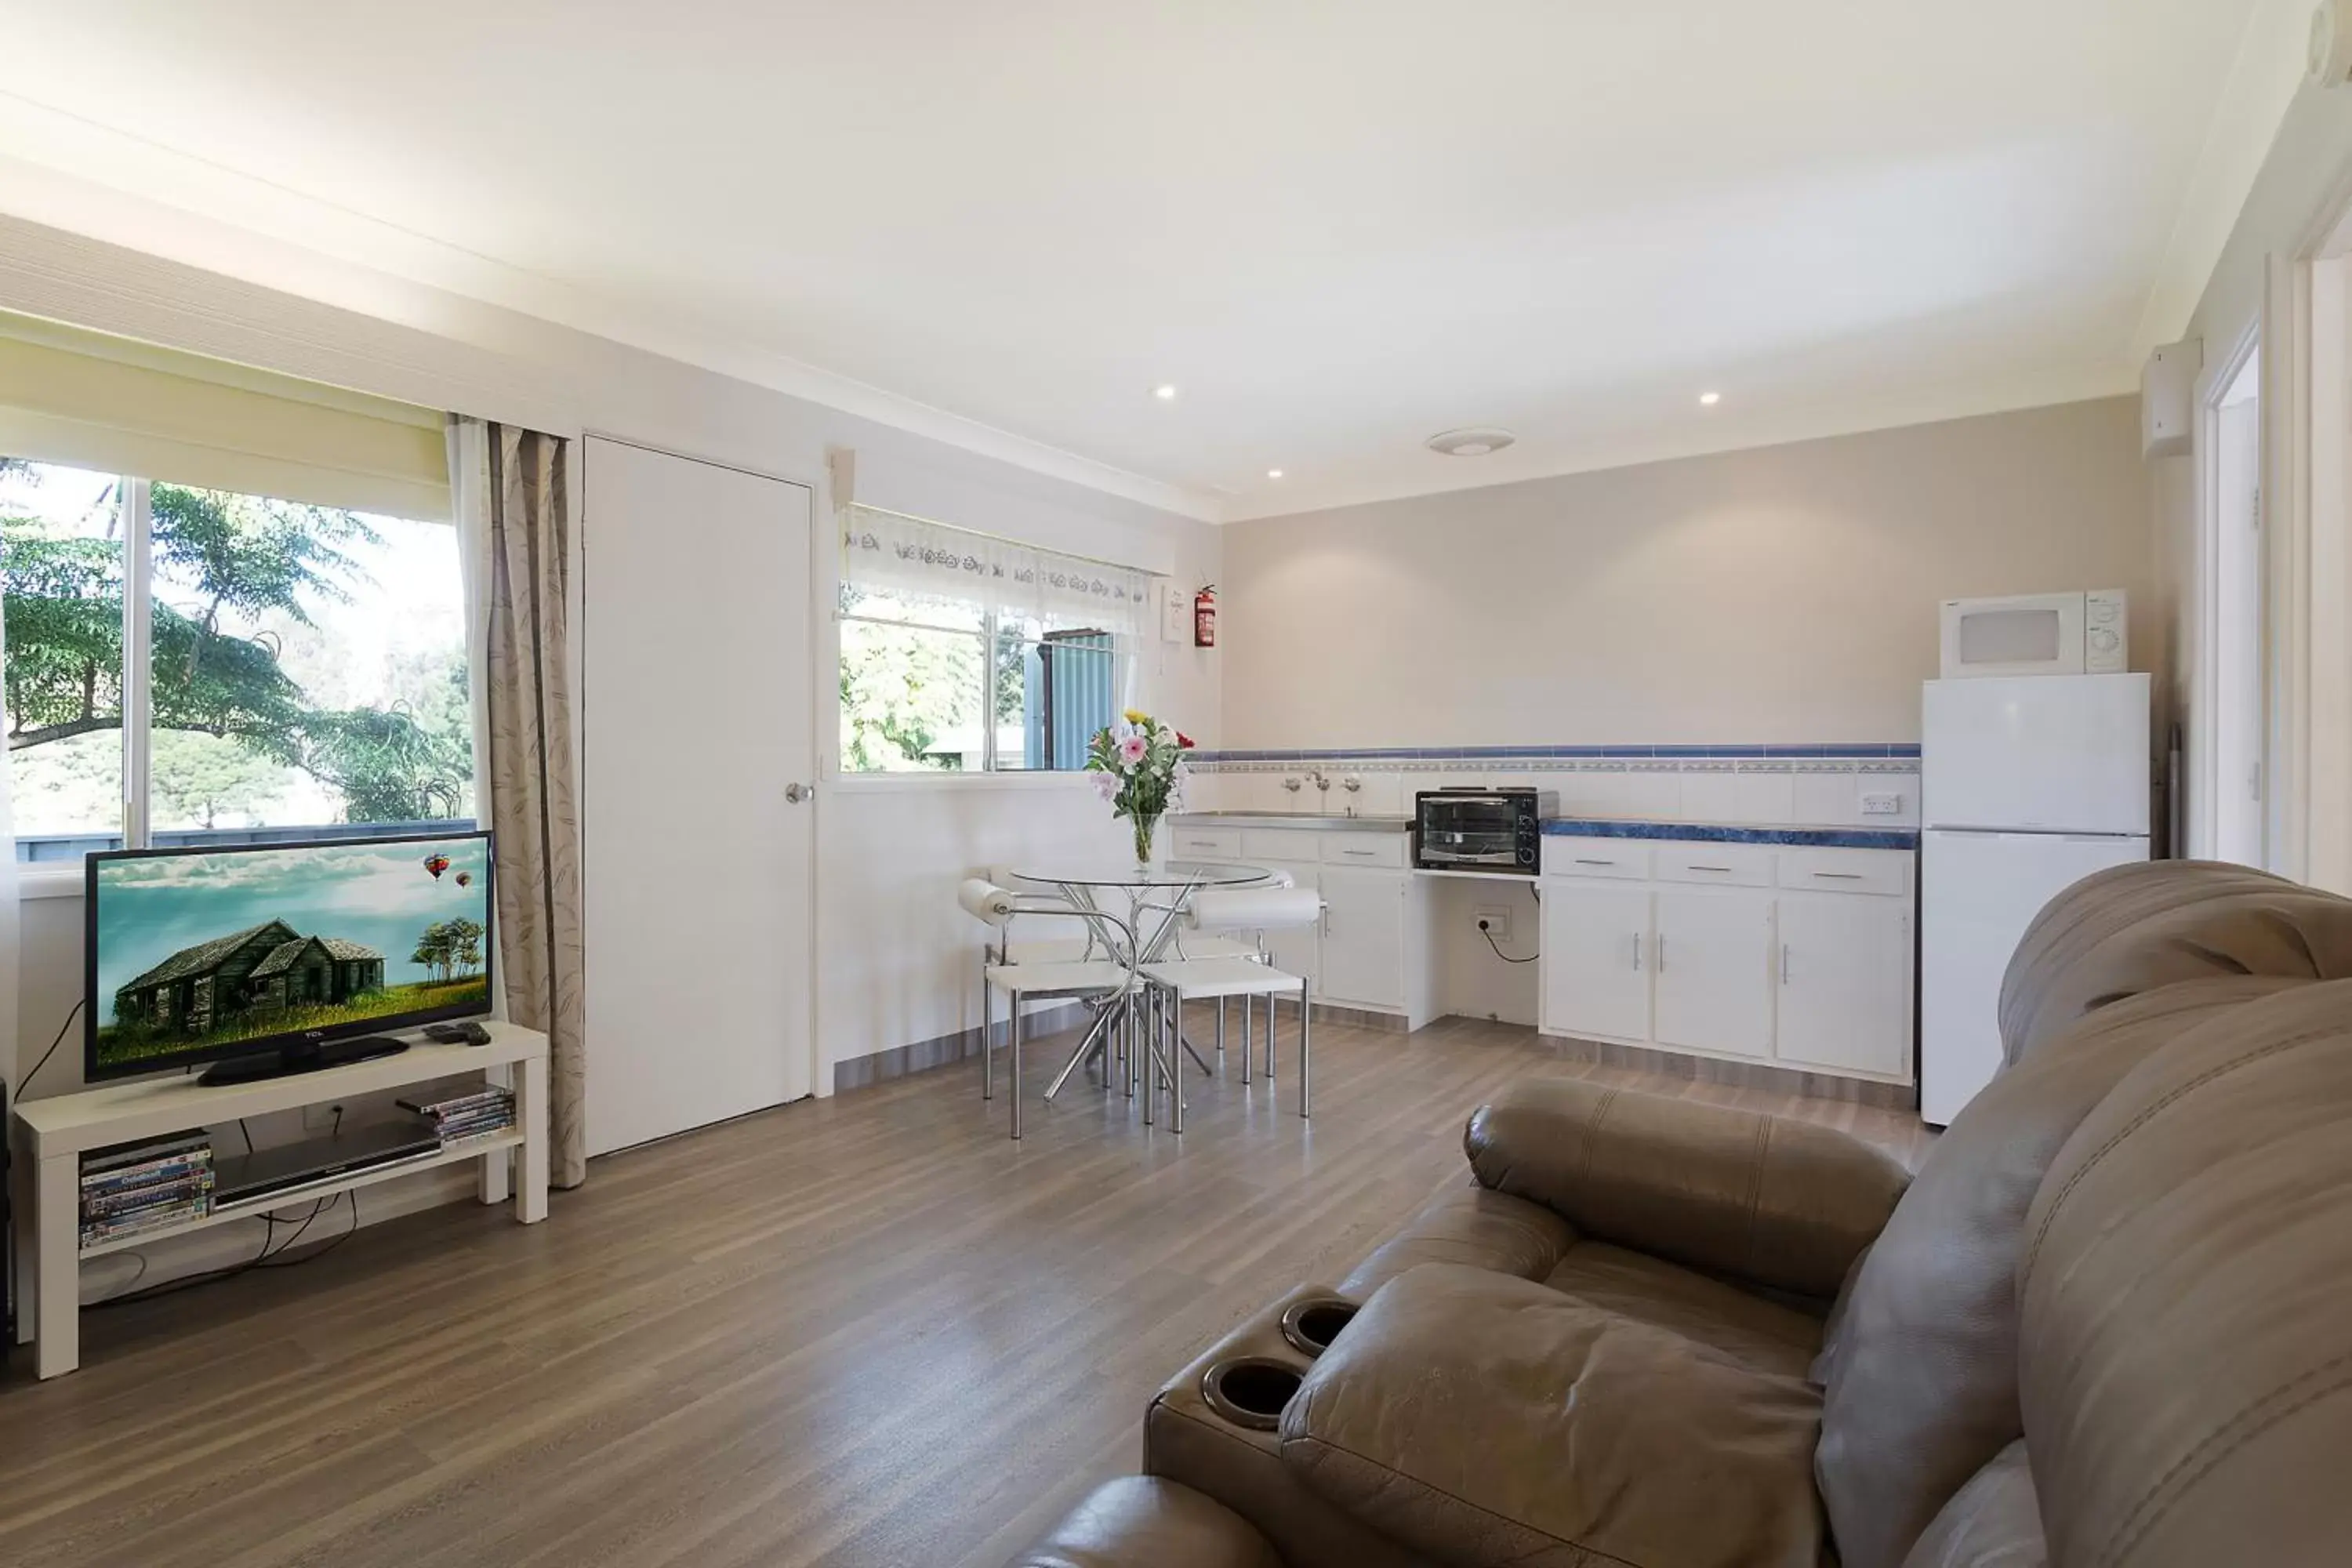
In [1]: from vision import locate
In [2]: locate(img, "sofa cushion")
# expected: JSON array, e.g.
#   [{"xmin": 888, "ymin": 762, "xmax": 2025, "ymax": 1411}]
[
  {"xmin": 2020, "ymin": 979, "xmax": 2352, "ymax": 1568},
  {"xmin": 1465, "ymin": 1076, "xmax": 1910, "ymax": 1301},
  {"xmin": 1281, "ymin": 1263, "xmax": 1826, "ymax": 1568},
  {"xmin": 1996, "ymin": 859, "xmax": 2352, "ymax": 1063},
  {"xmin": 1897, "ymin": 1442, "xmax": 2044, "ymax": 1568},
  {"xmin": 1005, "ymin": 1476, "xmax": 1285, "ymax": 1568},
  {"xmin": 1542, "ymin": 1239, "xmax": 1824, "ymax": 1381},
  {"xmin": 1338, "ymin": 1182, "xmax": 1577, "ymax": 1298},
  {"xmin": 1812, "ymin": 978, "xmax": 2296, "ymax": 1568}
]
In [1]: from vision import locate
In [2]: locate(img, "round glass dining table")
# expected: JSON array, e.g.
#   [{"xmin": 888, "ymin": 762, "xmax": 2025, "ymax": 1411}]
[{"xmin": 1006, "ymin": 859, "xmax": 1276, "ymax": 1102}]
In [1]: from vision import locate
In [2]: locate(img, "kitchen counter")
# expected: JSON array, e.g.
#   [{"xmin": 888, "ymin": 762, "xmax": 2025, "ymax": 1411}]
[
  {"xmin": 1540, "ymin": 818, "xmax": 1918, "ymax": 851},
  {"xmin": 1167, "ymin": 811, "xmax": 1410, "ymax": 833}
]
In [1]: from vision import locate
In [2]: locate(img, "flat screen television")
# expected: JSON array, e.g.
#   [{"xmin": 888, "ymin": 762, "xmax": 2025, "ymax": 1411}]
[{"xmin": 85, "ymin": 830, "xmax": 494, "ymax": 1083}]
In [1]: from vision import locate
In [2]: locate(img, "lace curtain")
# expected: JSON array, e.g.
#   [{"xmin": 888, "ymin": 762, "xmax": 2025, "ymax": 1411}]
[{"xmin": 840, "ymin": 504, "xmax": 1154, "ymax": 636}]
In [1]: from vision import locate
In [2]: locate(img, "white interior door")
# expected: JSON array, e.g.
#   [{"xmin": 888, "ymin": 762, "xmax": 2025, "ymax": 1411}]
[{"xmin": 583, "ymin": 437, "xmax": 815, "ymax": 1156}]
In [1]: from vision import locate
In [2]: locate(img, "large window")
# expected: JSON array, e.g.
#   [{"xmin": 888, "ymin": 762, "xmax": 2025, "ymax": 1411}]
[
  {"xmin": 837, "ymin": 507, "xmax": 1149, "ymax": 773},
  {"xmin": 3, "ymin": 456, "xmax": 473, "ymax": 862}
]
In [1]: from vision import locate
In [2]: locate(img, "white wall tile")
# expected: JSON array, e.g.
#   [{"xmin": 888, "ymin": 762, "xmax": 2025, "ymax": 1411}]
[
  {"xmin": 1677, "ymin": 768, "xmax": 1741, "ymax": 822},
  {"xmin": 1791, "ymin": 767, "xmax": 1860, "ymax": 826},
  {"xmin": 1732, "ymin": 768, "xmax": 1796, "ymax": 825}
]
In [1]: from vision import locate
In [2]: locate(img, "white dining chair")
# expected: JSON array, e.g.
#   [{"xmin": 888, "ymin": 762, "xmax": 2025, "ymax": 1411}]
[
  {"xmin": 1140, "ymin": 885, "xmax": 1322, "ymax": 1129},
  {"xmin": 959, "ymin": 879, "xmax": 1140, "ymax": 1139}
]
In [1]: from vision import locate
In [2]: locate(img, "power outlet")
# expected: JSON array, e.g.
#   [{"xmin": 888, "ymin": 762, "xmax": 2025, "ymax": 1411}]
[
  {"xmin": 1473, "ymin": 907, "xmax": 1513, "ymax": 943},
  {"xmin": 1860, "ymin": 791, "xmax": 1904, "ymax": 816}
]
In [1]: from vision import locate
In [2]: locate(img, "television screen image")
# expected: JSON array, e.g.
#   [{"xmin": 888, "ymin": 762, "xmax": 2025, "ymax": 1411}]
[{"xmin": 88, "ymin": 833, "xmax": 494, "ymax": 1079}]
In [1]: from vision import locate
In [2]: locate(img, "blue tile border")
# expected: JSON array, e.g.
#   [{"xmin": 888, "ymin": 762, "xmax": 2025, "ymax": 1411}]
[
  {"xmin": 1541, "ymin": 818, "xmax": 1919, "ymax": 851},
  {"xmin": 1189, "ymin": 742, "xmax": 1917, "ymax": 765}
]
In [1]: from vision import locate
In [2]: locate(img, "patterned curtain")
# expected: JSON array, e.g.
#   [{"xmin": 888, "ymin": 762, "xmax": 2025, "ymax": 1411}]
[
  {"xmin": 457, "ymin": 418, "xmax": 587, "ymax": 1187},
  {"xmin": 840, "ymin": 503, "xmax": 1155, "ymax": 636},
  {"xmin": 0, "ymin": 571, "xmax": 17, "ymax": 1101}
]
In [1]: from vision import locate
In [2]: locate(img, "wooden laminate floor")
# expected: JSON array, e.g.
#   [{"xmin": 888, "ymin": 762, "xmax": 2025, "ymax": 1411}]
[{"xmin": 0, "ymin": 1013, "xmax": 1933, "ymax": 1568}]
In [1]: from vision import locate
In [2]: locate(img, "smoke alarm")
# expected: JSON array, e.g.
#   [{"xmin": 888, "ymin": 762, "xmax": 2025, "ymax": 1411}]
[
  {"xmin": 1426, "ymin": 427, "xmax": 1517, "ymax": 457},
  {"xmin": 2312, "ymin": 0, "xmax": 2352, "ymax": 88}
]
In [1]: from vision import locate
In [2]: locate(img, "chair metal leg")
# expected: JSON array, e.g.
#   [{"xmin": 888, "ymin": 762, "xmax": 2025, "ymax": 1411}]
[
  {"xmin": 1044, "ymin": 1003, "xmax": 1113, "ymax": 1101},
  {"xmin": 1179, "ymin": 1027, "xmax": 1214, "ymax": 1076},
  {"xmin": 1265, "ymin": 991, "xmax": 1277, "ymax": 1081},
  {"xmin": 1299, "ymin": 980, "xmax": 1312, "ymax": 1120},
  {"xmin": 1171, "ymin": 991, "xmax": 1186, "ymax": 1134},
  {"xmin": 980, "ymin": 975, "xmax": 993, "ymax": 1102},
  {"xmin": 1010, "ymin": 996, "xmax": 1024, "ymax": 1141},
  {"xmin": 1241, "ymin": 993, "xmax": 1254, "ymax": 1085},
  {"xmin": 1142, "ymin": 990, "xmax": 1156, "ymax": 1127},
  {"xmin": 1216, "ymin": 997, "xmax": 1226, "ymax": 1057}
]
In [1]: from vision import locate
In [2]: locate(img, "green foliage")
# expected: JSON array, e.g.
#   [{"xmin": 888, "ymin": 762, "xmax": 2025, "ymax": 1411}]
[
  {"xmin": 838, "ymin": 612, "xmax": 982, "ymax": 771},
  {"xmin": 2, "ymin": 476, "xmax": 473, "ymax": 825},
  {"xmin": 147, "ymin": 731, "xmax": 289, "ymax": 830}
]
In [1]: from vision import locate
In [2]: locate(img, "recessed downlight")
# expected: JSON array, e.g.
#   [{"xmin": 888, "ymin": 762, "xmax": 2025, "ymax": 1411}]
[
  {"xmin": 1426, "ymin": 426, "xmax": 1516, "ymax": 457},
  {"xmin": 1266, "ymin": 468, "xmax": 1284, "ymax": 480},
  {"xmin": 1153, "ymin": 383, "xmax": 1179, "ymax": 401},
  {"xmin": 1699, "ymin": 390, "xmax": 1722, "ymax": 406}
]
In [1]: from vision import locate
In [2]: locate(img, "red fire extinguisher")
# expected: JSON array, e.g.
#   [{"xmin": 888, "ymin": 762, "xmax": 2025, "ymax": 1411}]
[{"xmin": 1193, "ymin": 584, "xmax": 1218, "ymax": 648}]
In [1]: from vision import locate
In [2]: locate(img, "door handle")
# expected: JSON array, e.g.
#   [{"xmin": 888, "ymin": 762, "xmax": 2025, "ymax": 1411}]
[{"xmin": 784, "ymin": 782, "xmax": 814, "ymax": 803}]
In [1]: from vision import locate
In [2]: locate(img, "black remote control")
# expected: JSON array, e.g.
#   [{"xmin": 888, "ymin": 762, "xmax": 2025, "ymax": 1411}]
[{"xmin": 423, "ymin": 1022, "xmax": 494, "ymax": 1046}]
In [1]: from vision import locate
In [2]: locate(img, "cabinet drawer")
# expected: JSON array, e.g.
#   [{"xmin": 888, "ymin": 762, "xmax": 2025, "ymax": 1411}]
[
  {"xmin": 1651, "ymin": 842, "xmax": 1776, "ymax": 887},
  {"xmin": 1322, "ymin": 833, "xmax": 1408, "ymax": 869},
  {"xmin": 1241, "ymin": 829, "xmax": 1328, "ymax": 863},
  {"xmin": 1543, "ymin": 837, "xmax": 1651, "ymax": 880},
  {"xmin": 1169, "ymin": 826, "xmax": 1243, "ymax": 861},
  {"xmin": 1777, "ymin": 847, "xmax": 1912, "ymax": 897}
]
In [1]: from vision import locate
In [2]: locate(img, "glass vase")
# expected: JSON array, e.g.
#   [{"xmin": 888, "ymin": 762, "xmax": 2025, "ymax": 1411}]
[{"xmin": 1132, "ymin": 811, "xmax": 1161, "ymax": 867}]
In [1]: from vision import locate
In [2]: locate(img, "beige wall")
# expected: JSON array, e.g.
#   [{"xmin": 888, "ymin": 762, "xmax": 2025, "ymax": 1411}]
[{"xmin": 1221, "ymin": 397, "xmax": 2157, "ymax": 750}]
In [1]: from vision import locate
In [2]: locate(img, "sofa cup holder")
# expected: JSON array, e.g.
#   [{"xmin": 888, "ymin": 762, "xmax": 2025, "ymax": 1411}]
[
  {"xmin": 1200, "ymin": 1356, "xmax": 1305, "ymax": 1432},
  {"xmin": 1278, "ymin": 1296, "xmax": 1359, "ymax": 1358}
]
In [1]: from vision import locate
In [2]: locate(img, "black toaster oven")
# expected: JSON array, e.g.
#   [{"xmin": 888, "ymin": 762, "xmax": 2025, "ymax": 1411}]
[{"xmin": 1414, "ymin": 787, "xmax": 1556, "ymax": 874}]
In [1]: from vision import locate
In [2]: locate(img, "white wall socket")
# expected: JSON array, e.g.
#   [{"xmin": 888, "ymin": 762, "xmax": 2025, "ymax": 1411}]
[
  {"xmin": 1474, "ymin": 906, "xmax": 1513, "ymax": 943},
  {"xmin": 1860, "ymin": 791, "xmax": 1904, "ymax": 816}
]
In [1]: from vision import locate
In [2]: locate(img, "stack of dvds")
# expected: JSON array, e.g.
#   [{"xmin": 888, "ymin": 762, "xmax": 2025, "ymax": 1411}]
[
  {"xmin": 80, "ymin": 1130, "xmax": 214, "ymax": 1248},
  {"xmin": 397, "ymin": 1085, "xmax": 517, "ymax": 1146}
]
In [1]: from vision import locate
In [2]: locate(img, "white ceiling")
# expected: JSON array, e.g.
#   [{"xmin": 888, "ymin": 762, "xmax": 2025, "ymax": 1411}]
[{"xmin": 0, "ymin": 2, "xmax": 2305, "ymax": 521}]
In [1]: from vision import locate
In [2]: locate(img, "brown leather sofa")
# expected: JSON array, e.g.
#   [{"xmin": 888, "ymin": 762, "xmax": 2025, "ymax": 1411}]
[{"xmin": 1006, "ymin": 861, "xmax": 2352, "ymax": 1567}]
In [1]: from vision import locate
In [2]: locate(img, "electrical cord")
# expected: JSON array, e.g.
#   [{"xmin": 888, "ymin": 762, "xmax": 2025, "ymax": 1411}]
[
  {"xmin": 90, "ymin": 1190, "xmax": 358, "ymax": 1307},
  {"xmin": 1481, "ymin": 927, "xmax": 1538, "ymax": 965},
  {"xmin": 19, "ymin": 998, "xmax": 85, "ymax": 1091}
]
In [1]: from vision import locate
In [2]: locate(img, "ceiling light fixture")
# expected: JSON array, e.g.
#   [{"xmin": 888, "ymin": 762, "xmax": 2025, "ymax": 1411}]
[
  {"xmin": 1699, "ymin": 391, "xmax": 1722, "ymax": 406},
  {"xmin": 1426, "ymin": 427, "xmax": 1517, "ymax": 458},
  {"xmin": 1153, "ymin": 384, "xmax": 1178, "ymax": 401},
  {"xmin": 1267, "ymin": 468, "xmax": 1284, "ymax": 480}
]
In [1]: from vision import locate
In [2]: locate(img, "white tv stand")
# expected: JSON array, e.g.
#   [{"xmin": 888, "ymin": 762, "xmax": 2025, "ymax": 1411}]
[{"xmin": 9, "ymin": 1022, "xmax": 549, "ymax": 1379}]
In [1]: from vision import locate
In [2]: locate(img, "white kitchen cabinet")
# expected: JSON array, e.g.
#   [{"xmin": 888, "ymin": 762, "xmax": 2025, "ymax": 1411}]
[
  {"xmin": 1776, "ymin": 891, "xmax": 1913, "ymax": 1078},
  {"xmin": 1539, "ymin": 836, "xmax": 1916, "ymax": 1087},
  {"xmin": 1540, "ymin": 882, "xmax": 1653, "ymax": 1043},
  {"xmin": 1319, "ymin": 866, "xmax": 1407, "ymax": 1009},
  {"xmin": 1652, "ymin": 888, "xmax": 1776, "ymax": 1059}
]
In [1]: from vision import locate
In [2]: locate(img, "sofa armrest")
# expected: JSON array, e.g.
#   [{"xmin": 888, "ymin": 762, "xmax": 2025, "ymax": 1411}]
[
  {"xmin": 1465, "ymin": 1077, "xmax": 1910, "ymax": 1299},
  {"xmin": 1006, "ymin": 1477, "xmax": 1282, "ymax": 1568}
]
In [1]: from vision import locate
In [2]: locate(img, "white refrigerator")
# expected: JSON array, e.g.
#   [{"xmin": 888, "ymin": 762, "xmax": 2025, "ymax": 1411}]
[{"xmin": 1920, "ymin": 673, "xmax": 2151, "ymax": 1125}]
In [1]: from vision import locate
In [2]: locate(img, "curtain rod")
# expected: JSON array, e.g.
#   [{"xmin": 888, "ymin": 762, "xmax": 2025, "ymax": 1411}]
[{"xmin": 841, "ymin": 500, "xmax": 1156, "ymax": 577}]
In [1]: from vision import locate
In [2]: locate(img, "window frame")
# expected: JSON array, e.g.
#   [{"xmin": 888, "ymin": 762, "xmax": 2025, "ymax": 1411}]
[
  {"xmin": 7, "ymin": 464, "xmax": 474, "ymax": 882},
  {"xmin": 833, "ymin": 587, "xmax": 1134, "ymax": 779}
]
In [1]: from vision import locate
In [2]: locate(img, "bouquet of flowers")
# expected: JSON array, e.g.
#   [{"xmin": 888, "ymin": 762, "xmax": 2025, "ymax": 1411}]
[{"xmin": 1086, "ymin": 709, "xmax": 1196, "ymax": 864}]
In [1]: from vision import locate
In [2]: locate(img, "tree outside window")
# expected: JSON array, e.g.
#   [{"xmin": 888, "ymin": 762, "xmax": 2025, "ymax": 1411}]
[{"xmin": 2, "ymin": 456, "xmax": 474, "ymax": 862}]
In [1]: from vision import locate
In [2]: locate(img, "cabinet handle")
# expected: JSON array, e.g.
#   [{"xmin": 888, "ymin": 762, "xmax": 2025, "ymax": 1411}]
[
  {"xmin": 1688, "ymin": 864, "xmax": 1733, "ymax": 873},
  {"xmin": 1631, "ymin": 930, "xmax": 1642, "ymax": 971},
  {"xmin": 1340, "ymin": 848, "xmax": 1376, "ymax": 858},
  {"xmin": 1811, "ymin": 870, "xmax": 1863, "ymax": 880},
  {"xmin": 1574, "ymin": 857, "xmax": 1616, "ymax": 866},
  {"xmin": 1656, "ymin": 934, "xmax": 1667, "ymax": 972},
  {"xmin": 1780, "ymin": 942, "xmax": 1791, "ymax": 984}
]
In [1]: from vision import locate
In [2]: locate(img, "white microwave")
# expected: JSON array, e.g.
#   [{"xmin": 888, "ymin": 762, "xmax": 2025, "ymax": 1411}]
[{"xmin": 1939, "ymin": 590, "xmax": 2127, "ymax": 678}]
